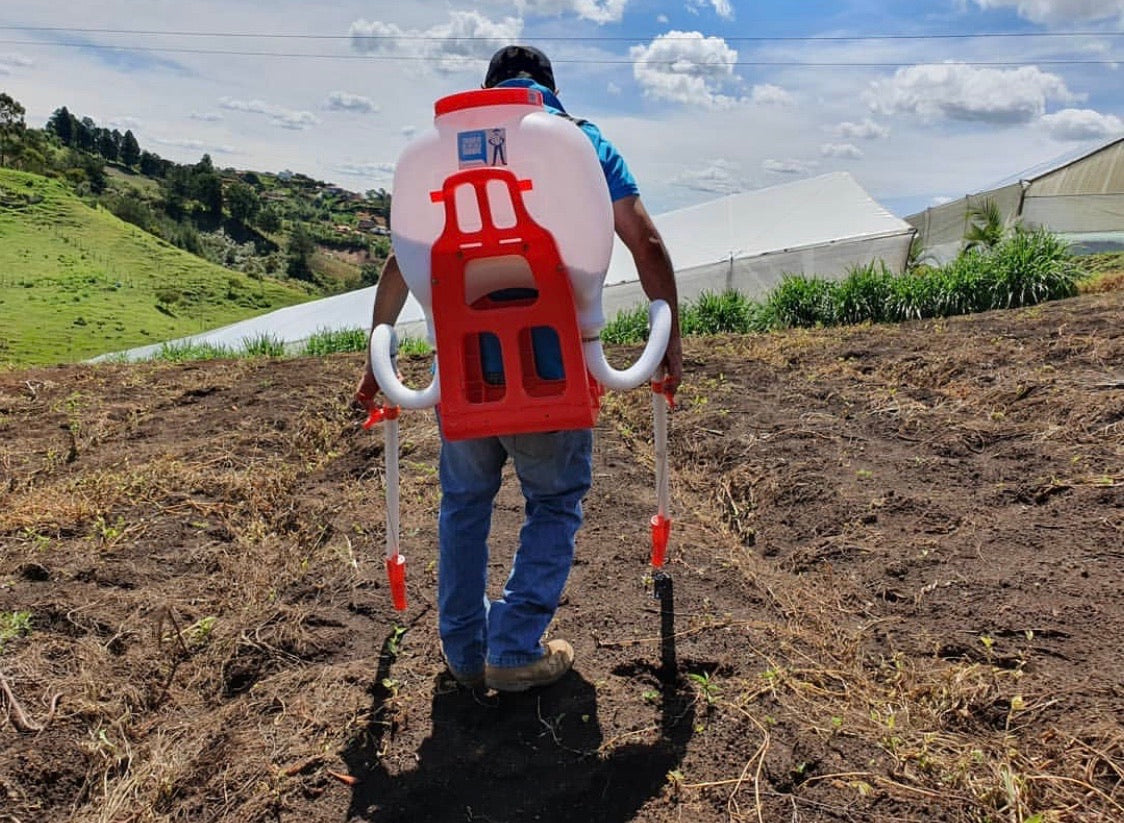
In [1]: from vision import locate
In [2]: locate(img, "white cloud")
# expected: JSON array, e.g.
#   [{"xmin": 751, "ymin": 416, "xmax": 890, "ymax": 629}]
[
  {"xmin": 106, "ymin": 117, "xmax": 143, "ymax": 132},
  {"xmin": 836, "ymin": 117, "xmax": 890, "ymax": 140},
  {"xmin": 326, "ymin": 91, "xmax": 379, "ymax": 114},
  {"xmin": 513, "ymin": 0, "xmax": 630, "ymax": 24},
  {"xmin": 220, "ymin": 97, "xmax": 321, "ymax": 131},
  {"xmin": 189, "ymin": 112, "xmax": 223, "ymax": 122},
  {"xmin": 335, "ymin": 161, "xmax": 397, "ymax": 178},
  {"xmin": 763, "ymin": 158, "xmax": 818, "ymax": 175},
  {"xmin": 350, "ymin": 11, "xmax": 522, "ymax": 73},
  {"xmin": 672, "ymin": 158, "xmax": 744, "ymax": 193},
  {"xmin": 657, "ymin": 13, "xmax": 670, "ymax": 23},
  {"xmin": 751, "ymin": 84, "xmax": 794, "ymax": 106},
  {"xmin": 970, "ymin": 0, "xmax": 1124, "ymax": 25},
  {"xmin": 821, "ymin": 143, "xmax": 864, "ymax": 159},
  {"xmin": 0, "ymin": 54, "xmax": 33, "ymax": 74},
  {"xmin": 865, "ymin": 62, "xmax": 1080, "ymax": 124},
  {"xmin": 1040, "ymin": 107, "xmax": 1124, "ymax": 139},
  {"xmin": 630, "ymin": 31, "xmax": 742, "ymax": 108},
  {"xmin": 687, "ymin": 0, "xmax": 736, "ymax": 19},
  {"xmin": 149, "ymin": 136, "xmax": 237, "ymax": 155}
]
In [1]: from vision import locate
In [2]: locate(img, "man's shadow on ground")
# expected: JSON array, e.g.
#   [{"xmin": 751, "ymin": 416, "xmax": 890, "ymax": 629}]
[{"xmin": 341, "ymin": 575, "xmax": 694, "ymax": 823}]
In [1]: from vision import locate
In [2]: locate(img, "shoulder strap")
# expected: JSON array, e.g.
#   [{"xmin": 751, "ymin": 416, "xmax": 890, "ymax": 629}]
[{"xmin": 553, "ymin": 111, "xmax": 589, "ymax": 128}]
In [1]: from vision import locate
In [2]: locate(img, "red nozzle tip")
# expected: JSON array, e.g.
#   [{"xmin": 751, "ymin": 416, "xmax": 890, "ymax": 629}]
[
  {"xmin": 650, "ymin": 514, "xmax": 671, "ymax": 568},
  {"xmin": 386, "ymin": 554, "xmax": 407, "ymax": 611},
  {"xmin": 650, "ymin": 379, "xmax": 675, "ymax": 410},
  {"xmin": 362, "ymin": 404, "xmax": 401, "ymax": 430},
  {"xmin": 362, "ymin": 408, "xmax": 385, "ymax": 430}
]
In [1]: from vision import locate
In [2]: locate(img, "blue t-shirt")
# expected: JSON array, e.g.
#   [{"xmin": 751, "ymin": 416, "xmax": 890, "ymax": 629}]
[
  {"xmin": 480, "ymin": 79, "xmax": 637, "ymax": 385},
  {"xmin": 497, "ymin": 78, "xmax": 640, "ymax": 202}
]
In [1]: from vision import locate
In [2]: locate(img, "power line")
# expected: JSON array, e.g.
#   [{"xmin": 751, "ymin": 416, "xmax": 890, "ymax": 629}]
[
  {"xmin": 0, "ymin": 39, "xmax": 1120, "ymax": 67},
  {"xmin": 2, "ymin": 24, "xmax": 1124, "ymax": 42}
]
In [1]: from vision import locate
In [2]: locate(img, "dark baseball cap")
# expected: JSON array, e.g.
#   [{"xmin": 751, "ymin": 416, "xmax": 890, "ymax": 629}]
[{"xmin": 483, "ymin": 45, "xmax": 556, "ymax": 91}]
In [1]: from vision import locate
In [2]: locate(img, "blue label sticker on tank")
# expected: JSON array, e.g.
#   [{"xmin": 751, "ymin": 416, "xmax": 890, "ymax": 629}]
[
  {"xmin": 458, "ymin": 130, "xmax": 487, "ymax": 167},
  {"xmin": 458, "ymin": 128, "xmax": 508, "ymax": 168}
]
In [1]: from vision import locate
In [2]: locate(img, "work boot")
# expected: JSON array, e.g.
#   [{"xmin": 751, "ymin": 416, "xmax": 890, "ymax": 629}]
[
  {"xmin": 485, "ymin": 639, "xmax": 574, "ymax": 692},
  {"xmin": 443, "ymin": 655, "xmax": 485, "ymax": 690}
]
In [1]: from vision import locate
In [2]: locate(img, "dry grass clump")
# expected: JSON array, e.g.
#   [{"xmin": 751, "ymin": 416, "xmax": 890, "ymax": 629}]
[{"xmin": 664, "ymin": 569, "xmax": 1124, "ymax": 821}]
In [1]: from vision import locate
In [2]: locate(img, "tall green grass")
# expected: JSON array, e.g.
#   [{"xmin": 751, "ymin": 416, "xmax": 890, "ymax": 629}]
[
  {"xmin": 303, "ymin": 327, "xmax": 368, "ymax": 356},
  {"xmin": 601, "ymin": 228, "xmax": 1085, "ymax": 343},
  {"xmin": 299, "ymin": 327, "xmax": 431, "ymax": 357}
]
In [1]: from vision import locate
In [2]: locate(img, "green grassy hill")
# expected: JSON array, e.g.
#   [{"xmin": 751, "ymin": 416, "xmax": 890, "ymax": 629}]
[{"xmin": 0, "ymin": 168, "xmax": 312, "ymax": 366}]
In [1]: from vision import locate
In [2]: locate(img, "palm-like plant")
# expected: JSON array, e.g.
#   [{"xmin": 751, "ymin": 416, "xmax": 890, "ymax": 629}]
[{"xmin": 962, "ymin": 198, "xmax": 1010, "ymax": 253}]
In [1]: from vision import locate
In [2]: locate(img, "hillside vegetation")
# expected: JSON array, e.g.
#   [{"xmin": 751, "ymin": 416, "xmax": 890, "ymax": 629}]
[{"xmin": 0, "ymin": 168, "xmax": 310, "ymax": 365}]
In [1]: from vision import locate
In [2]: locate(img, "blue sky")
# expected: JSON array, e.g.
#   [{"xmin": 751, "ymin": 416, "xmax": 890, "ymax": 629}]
[{"xmin": 1, "ymin": 0, "xmax": 1123, "ymax": 217}]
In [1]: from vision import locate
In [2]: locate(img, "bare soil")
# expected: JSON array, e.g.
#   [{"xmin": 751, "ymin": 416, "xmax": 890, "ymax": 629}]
[{"xmin": 2, "ymin": 291, "xmax": 1122, "ymax": 822}]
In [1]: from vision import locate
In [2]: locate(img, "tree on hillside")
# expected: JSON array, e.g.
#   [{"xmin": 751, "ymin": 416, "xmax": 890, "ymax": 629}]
[
  {"xmin": 0, "ymin": 92, "xmax": 26, "ymax": 167},
  {"xmin": 47, "ymin": 106, "xmax": 74, "ymax": 145},
  {"xmin": 77, "ymin": 116, "xmax": 96, "ymax": 152},
  {"xmin": 287, "ymin": 223, "xmax": 316, "ymax": 281},
  {"xmin": 227, "ymin": 181, "xmax": 261, "ymax": 224},
  {"xmin": 10, "ymin": 127, "xmax": 49, "ymax": 174},
  {"xmin": 163, "ymin": 165, "xmax": 192, "ymax": 218},
  {"xmin": 121, "ymin": 130, "xmax": 141, "ymax": 168},
  {"xmin": 257, "ymin": 206, "xmax": 282, "ymax": 233},
  {"xmin": 97, "ymin": 129, "xmax": 118, "ymax": 162},
  {"xmin": 80, "ymin": 152, "xmax": 107, "ymax": 194},
  {"xmin": 193, "ymin": 169, "xmax": 224, "ymax": 218},
  {"xmin": 139, "ymin": 150, "xmax": 163, "ymax": 177}
]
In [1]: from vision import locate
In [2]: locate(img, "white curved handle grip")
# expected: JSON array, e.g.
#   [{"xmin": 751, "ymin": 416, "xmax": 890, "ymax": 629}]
[
  {"xmin": 369, "ymin": 324, "xmax": 440, "ymax": 409},
  {"xmin": 584, "ymin": 300, "xmax": 672, "ymax": 391}
]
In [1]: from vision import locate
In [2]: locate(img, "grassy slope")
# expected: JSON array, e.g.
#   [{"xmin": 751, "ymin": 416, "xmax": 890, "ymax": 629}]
[{"xmin": 0, "ymin": 168, "xmax": 311, "ymax": 366}]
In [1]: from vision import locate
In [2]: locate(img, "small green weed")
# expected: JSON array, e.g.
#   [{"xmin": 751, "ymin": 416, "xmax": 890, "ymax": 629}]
[
  {"xmin": 687, "ymin": 671, "xmax": 721, "ymax": 706},
  {"xmin": 0, "ymin": 610, "xmax": 32, "ymax": 652},
  {"xmin": 387, "ymin": 625, "xmax": 407, "ymax": 658}
]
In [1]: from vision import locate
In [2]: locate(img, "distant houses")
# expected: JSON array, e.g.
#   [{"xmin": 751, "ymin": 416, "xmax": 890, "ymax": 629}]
[
  {"xmin": 230, "ymin": 167, "xmax": 390, "ymax": 235},
  {"xmin": 356, "ymin": 212, "xmax": 389, "ymax": 235}
]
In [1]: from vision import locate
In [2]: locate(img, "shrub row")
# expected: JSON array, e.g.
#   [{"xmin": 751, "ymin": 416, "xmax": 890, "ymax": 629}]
[
  {"xmin": 138, "ymin": 229, "xmax": 1085, "ymax": 361},
  {"xmin": 604, "ymin": 228, "xmax": 1084, "ymax": 341}
]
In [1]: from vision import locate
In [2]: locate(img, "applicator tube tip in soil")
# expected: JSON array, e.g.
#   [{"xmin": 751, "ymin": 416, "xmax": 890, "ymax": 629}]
[
  {"xmin": 362, "ymin": 403, "xmax": 407, "ymax": 611},
  {"xmin": 650, "ymin": 377, "xmax": 673, "ymax": 568},
  {"xmin": 386, "ymin": 553, "xmax": 407, "ymax": 612},
  {"xmin": 650, "ymin": 513, "xmax": 671, "ymax": 568}
]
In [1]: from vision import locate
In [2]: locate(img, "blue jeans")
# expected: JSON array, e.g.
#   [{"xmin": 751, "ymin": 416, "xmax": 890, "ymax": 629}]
[{"xmin": 437, "ymin": 425, "xmax": 592, "ymax": 673}]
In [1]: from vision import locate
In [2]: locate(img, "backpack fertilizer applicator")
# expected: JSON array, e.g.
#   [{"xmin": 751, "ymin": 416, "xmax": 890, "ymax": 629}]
[{"xmin": 365, "ymin": 87, "xmax": 673, "ymax": 609}]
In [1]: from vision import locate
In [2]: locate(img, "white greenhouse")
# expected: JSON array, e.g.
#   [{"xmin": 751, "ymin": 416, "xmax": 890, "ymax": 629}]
[
  {"xmin": 103, "ymin": 171, "xmax": 916, "ymax": 360},
  {"xmin": 906, "ymin": 135, "xmax": 1124, "ymax": 264}
]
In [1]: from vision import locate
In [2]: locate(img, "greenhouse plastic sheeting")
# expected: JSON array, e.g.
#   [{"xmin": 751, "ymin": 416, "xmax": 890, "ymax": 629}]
[
  {"xmin": 100, "ymin": 172, "xmax": 914, "ymax": 361},
  {"xmin": 907, "ymin": 136, "xmax": 1124, "ymax": 263}
]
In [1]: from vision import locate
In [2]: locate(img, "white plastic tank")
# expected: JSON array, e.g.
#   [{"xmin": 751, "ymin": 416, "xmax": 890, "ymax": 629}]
[{"xmin": 390, "ymin": 87, "xmax": 615, "ymax": 340}]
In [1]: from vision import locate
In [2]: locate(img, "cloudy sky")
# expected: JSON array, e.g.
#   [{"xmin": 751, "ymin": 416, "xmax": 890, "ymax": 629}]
[{"xmin": 2, "ymin": 0, "xmax": 1123, "ymax": 217}]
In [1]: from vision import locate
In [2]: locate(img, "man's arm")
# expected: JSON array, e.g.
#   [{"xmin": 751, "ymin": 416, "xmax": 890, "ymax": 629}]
[
  {"xmin": 354, "ymin": 253, "xmax": 410, "ymax": 409},
  {"xmin": 612, "ymin": 195, "xmax": 682, "ymax": 395}
]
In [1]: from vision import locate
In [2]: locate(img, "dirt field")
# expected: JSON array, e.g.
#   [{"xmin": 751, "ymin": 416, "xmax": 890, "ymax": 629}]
[{"xmin": 2, "ymin": 290, "xmax": 1122, "ymax": 822}]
